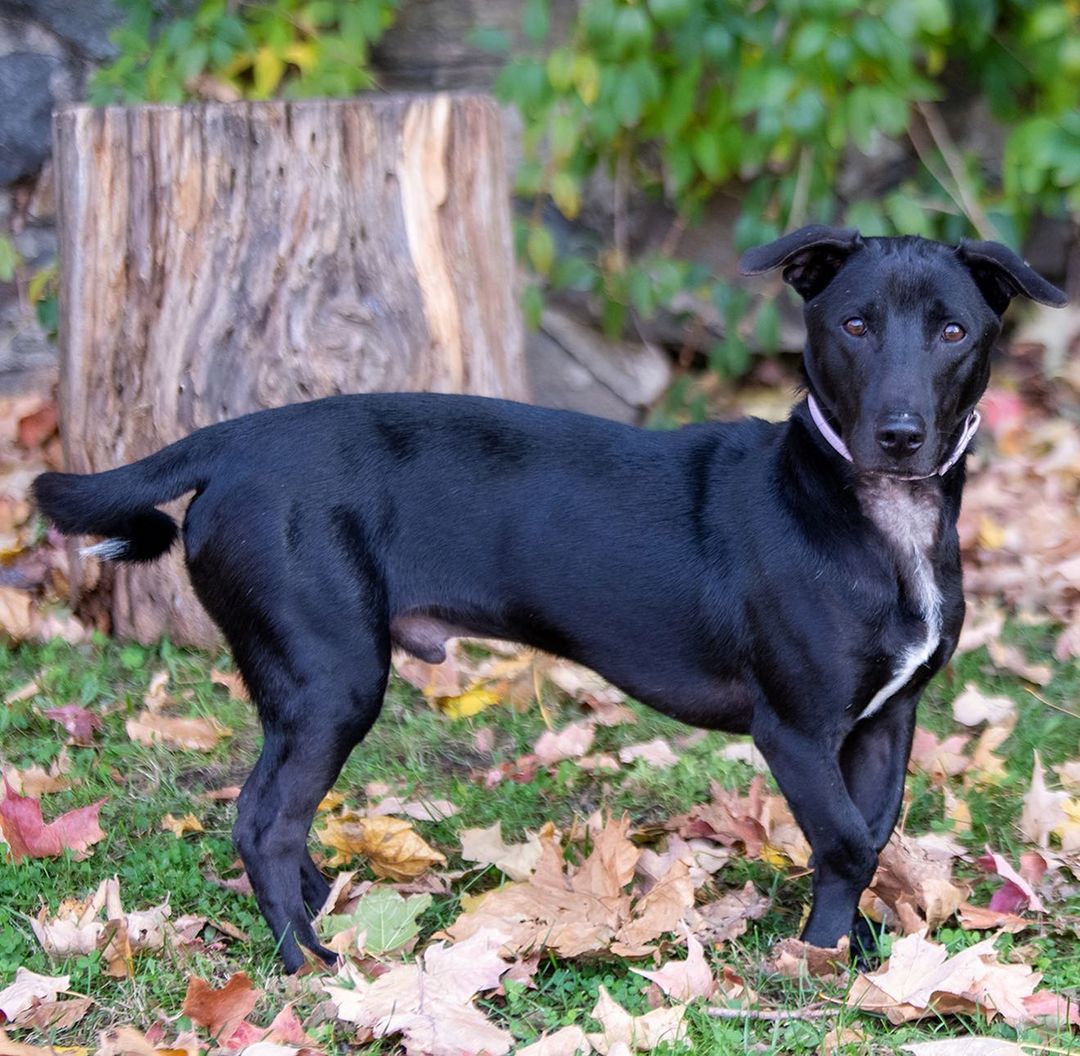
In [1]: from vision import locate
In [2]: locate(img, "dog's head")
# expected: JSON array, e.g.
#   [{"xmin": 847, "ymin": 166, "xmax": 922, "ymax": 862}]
[{"xmin": 740, "ymin": 225, "xmax": 1067, "ymax": 477}]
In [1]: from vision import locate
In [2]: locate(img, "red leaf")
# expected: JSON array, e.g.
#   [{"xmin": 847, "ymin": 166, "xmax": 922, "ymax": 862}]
[
  {"xmin": 42, "ymin": 705, "xmax": 101, "ymax": 744},
  {"xmin": 0, "ymin": 782, "xmax": 106, "ymax": 860}
]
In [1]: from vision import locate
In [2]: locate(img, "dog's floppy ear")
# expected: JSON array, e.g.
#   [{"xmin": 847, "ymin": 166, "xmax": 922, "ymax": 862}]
[
  {"xmin": 739, "ymin": 225, "xmax": 863, "ymax": 301},
  {"xmin": 957, "ymin": 239, "xmax": 1068, "ymax": 316}
]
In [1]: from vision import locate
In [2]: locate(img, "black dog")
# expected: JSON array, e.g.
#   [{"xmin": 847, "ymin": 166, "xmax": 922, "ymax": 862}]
[{"xmin": 33, "ymin": 227, "xmax": 1066, "ymax": 972}]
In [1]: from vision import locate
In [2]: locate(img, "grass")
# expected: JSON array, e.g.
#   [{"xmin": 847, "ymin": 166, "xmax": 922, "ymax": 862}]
[{"xmin": 1, "ymin": 627, "xmax": 1078, "ymax": 1054}]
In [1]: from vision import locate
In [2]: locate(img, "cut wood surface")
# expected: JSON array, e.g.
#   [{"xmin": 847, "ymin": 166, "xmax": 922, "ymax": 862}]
[{"xmin": 53, "ymin": 93, "xmax": 525, "ymax": 645}]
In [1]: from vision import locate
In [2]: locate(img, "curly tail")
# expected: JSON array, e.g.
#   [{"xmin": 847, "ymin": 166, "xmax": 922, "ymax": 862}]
[{"xmin": 32, "ymin": 428, "xmax": 221, "ymax": 563}]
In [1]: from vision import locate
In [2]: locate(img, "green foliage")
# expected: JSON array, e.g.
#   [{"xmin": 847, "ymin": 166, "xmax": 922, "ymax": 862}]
[
  {"xmin": 90, "ymin": 0, "xmax": 401, "ymax": 104},
  {"xmin": 497, "ymin": 0, "xmax": 1080, "ymax": 398}
]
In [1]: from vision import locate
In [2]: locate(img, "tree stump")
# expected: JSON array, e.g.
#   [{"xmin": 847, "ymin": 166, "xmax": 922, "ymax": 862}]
[{"xmin": 53, "ymin": 93, "xmax": 525, "ymax": 646}]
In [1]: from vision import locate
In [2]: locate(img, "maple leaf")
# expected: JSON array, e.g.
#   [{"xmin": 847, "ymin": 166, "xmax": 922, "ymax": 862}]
[
  {"xmin": 0, "ymin": 585, "xmax": 35, "ymax": 641},
  {"xmin": 182, "ymin": 971, "xmax": 262, "ymax": 1043},
  {"xmin": 0, "ymin": 968, "xmax": 71, "ymax": 1023},
  {"xmin": 534, "ymin": 720, "xmax": 595, "ymax": 765},
  {"xmin": 459, "ymin": 820, "xmax": 545, "ymax": 881},
  {"xmin": 977, "ymin": 848, "xmax": 1045, "ymax": 913},
  {"xmin": 316, "ymin": 813, "xmax": 446, "ymax": 878},
  {"xmin": 515, "ymin": 1025, "xmax": 591, "ymax": 1056},
  {"xmin": 447, "ymin": 817, "xmax": 694, "ymax": 959},
  {"xmin": 42, "ymin": 703, "xmax": 101, "ymax": 744},
  {"xmin": 770, "ymin": 936, "xmax": 849, "ymax": 981},
  {"xmin": 848, "ymin": 930, "xmax": 1039, "ymax": 1026},
  {"xmin": 126, "ymin": 709, "xmax": 231, "ymax": 751},
  {"xmin": 908, "ymin": 727, "xmax": 970, "ymax": 783},
  {"xmin": 630, "ymin": 928, "xmax": 715, "ymax": 1001},
  {"xmin": 0, "ymin": 782, "xmax": 105, "ymax": 860},
  {"xmin": 3, "ymin": 751, "xmax": 71, "ymax": 797},
  {"xmin": 160, "ymin": 812, "xmax": 204, "ymax": 838},
  {"xmin": 951, "ymin": 683, "xmax": 1016, "ymax": 726},
  {"xmin": 1018, "ymin": 750, "xmax": 1069, "ymax": 848},
  {"xmin": 618, "ymin": 738, "xmax": 678, "ymax": 769},
  {"xmin": 586, "ymin": 986, "xmax": 688, "ymax": 1054},
  {"xmin": 864, "ymin": 832, "xmax": 970, "ymax": 934},
  {"xmin": 686, "ymin": 881, "xmax": 770, "ymax": 945},
  {"xmin": 368, "ymin": 795, "xmax": 459, "ymax": 822},
  {"xmin": 322, "ymin": 886, "xmax": 431, "ymax": 956},
  {"xmin": 324, "ymin": 928, "xmax": 513, "ymax": 1056}
]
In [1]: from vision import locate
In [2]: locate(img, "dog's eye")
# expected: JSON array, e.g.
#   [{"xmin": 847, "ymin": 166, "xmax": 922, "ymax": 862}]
[
  {"xmin": 843, "ymin": 318, "xmax": 867, "ymax": 337},
  {"xmin": 942, "ymin": 323, "xmax": 966, "ymax": 343}
]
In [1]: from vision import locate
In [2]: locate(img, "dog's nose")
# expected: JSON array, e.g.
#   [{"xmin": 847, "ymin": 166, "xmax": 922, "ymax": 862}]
[{"xmin": 875, "ymin": 413, "xmax": 926, "ymax": 456}]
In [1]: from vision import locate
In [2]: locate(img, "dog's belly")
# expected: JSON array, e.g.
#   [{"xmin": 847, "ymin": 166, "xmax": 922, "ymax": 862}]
[{"xmin": 390, "ymin": 612, "xmax": 757, "ymax": 734}]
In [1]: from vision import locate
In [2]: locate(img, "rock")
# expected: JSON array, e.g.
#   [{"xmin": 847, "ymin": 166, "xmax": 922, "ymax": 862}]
[
  {"xmin": 526, "ymin": 307, "xmax": 672, "ymax": 423},
  {"xmin": 0, "ymin": 52, "xmax": 59, "ymax": 184}
]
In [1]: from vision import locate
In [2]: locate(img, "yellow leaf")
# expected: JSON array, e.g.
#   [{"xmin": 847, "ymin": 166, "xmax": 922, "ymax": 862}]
[
  {"xmin": 977, "ymin": 516, "xmax": 1005, "ymax": 550},
  {"xmin": 160, "ymin": 813, "xmax": 204, "ymax": 838},
  {"xmin": 316, "ymin": 813, "xmax": 446, "ymax": 879},
  {"xmin": 318, "ymin": 790, "xmax": 346, "ymax": 813},
  {"xmin": 434, "ymin": 687, "xmax": 501, "ymax": 719},
  {"xmin": 759, "ymin": 844, "xmax": 790, "ymax": 869},
  {"xmin": 283, "ymin": 42, "xmax": 317, "ymax": 72},
  {"xmin": 252, "ymin": 46, "xmax": 285, "ymax": 99}
]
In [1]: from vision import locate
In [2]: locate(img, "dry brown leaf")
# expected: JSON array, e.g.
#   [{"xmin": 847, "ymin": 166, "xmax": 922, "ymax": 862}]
[
  {"xmin": 324, "ymin": 928, "xmax": 512, "ymax": 1056},
  {"xmin": 0, "ymin": 1027, "xmax": 90, "ymax": 1056},
  {"xmin": 865, "ymin": 832, "xmax": 970, "ymax": 934},
  {"xmin": 587, "ymin": 985, "xmax": 688, "ymax": 1054},
  {"xmin": 848, "ymin": 930, "xmax": 1039, "ymax": 1026},
  {"xmin": 126, "ymin": 710, "xmax": 230, "ymax": 752},
  {"xmin": 987, "ymin": 640, "xmax": 1053, "ymax": 685},
  {"xmin": 965, "ymin": 716, "xmax": 1016, "ymax": 787},
  {"xmin": 0, "ymin": 585, "xmax": 36, "ymax": 640},
  {"xmin": 686, "ymin": 882, "xmax": 771, "ymax": 945},
  {"xmin": 956, "ymin": 902, "xmax": 1030, "ymax": 933},
  {"xmin": 908, "ymin": 727, "xmax": 970, "ymax": 783},
  {"xmin": 0, "ymin": 968, "xmax": 72, "ymax": 1022},
  {"xmin": 770, "ymin": 936, "xmax": 849, "ymax": 981},
  {"xmin": 0, "ymin": 782, "xmax": 105, "ymax": 860},
  {"xmin": 951, "ymin": 683, "xmax": 1016, "ymax": 727},
  {"xmin": 515, "ymin": 1025, "xmax": 591, "ymax": 1056},
  {"xmin": 534, "ymin": 721, "xmax": 595, "ymax": 765},
  {"xmin": 3, "ymin": 753, "xmax": 71, "ymax": 797},
  {"xmin": 618, "ymin": 738, "xmax": 678, "ymax": 769},
  {"xmin": 3, "ymin": 680, "xmax": 39, "ymax": 705},
  {"xmin": 6, "ymin": 994, "xmax": 92, "ymax": 1032},
  {"xmin": 367, "ymin": 795, "xmax": 459, "ymax": 823},
  {"xmin": 447, "ymin": 817, "xmax": 693, "ymax": 959},
  {"xmin": 316, "ymin": 813, "xmax": 446, "ymax": 879},
  {"xmin": 182, "ymin": 971, "xmax": 261, "ymax": 1042},
  {"xmin": 42, "ymin": 704, "xmax": 100, "ymax": 744},
  {"xmin": 1019, "ymin": 750, "xmax": 1069, "ymax": 848},
  {"xmin": 160, "ymin": 813, "xmax": 204, "ymax": 838},
  {"xmin": 459, "ymin": 821, "xmax": 544, "ymax": 881},
  {"xmin": 901, "ymin": 1040, "xmax": 1025, "ymax": 1055},
  {"xmin": 210, "ymin": 668, "xmax": 249, "ymax": 702},
  {"xmin": 630, "ymin": 929, "xmax": 714, "ymax": 1001},
  {"xmin": 143, "ymin": 669, "xmax": 171, "ymax": 711}
]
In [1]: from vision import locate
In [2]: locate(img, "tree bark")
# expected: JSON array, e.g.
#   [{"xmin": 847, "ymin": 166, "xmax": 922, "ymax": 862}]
[{"xmin": 52, "ymin": 93, "xmax": 526, "ymax": 646}]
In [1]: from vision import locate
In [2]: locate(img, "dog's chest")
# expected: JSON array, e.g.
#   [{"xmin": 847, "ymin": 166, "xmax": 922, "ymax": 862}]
[{"xmin": 856, "ymin": 479, "xmax": 943, "ymax": 721}]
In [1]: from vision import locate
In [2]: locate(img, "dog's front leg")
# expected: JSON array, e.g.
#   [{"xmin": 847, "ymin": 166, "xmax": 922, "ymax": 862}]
[{"xmin": 752, "ymin": 708, "xmax": 878, "ymax": 949}]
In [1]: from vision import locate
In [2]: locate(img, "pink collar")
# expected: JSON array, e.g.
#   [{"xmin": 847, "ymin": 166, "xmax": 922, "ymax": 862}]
[{"xmin": 806, "ymin": 393, "xmax": 981, "ymax": 480}]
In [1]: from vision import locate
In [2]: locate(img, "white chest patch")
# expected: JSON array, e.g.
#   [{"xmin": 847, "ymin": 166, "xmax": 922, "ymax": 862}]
[{"xmin": 856, "ymin": 478, "xmax": 943, "ymax": 721}]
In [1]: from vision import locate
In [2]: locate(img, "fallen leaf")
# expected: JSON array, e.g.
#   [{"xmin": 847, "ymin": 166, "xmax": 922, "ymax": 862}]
[
  {"xmin": 459, "ymin": 821, "xmax": 544, "ymax": 881},
  {"xmin": 966, "ymin": 717, "xmax": 1016, "ymax": 787},
  {"xmin": 161, "ymin": 813, "xmax": 204, "ymax": 838},
  {"xmin": 630, "ymin": 929, "xmax": 714, "ymax": 1001},
  {"xmin": 447, "ymin": 817, "xmax": 693, "ymax": 959},
  {"xmin": 0, "ymin": 586, "xmax": 35, "ymax": 640},
  {"xmin": 0, "ymin": 968, "xmax": 71, "ymax": 1022},
  {"xmin": 368, "ymin": 796, "xmax": 459, "ymax": 823},
  {"xmin": 1019, "ymin": 750, "xmax": 1069, "ymax": 848},
  {"xmin": 534, "ymin": 721, "xmax": 595, "ymax": 765},
  {"xmin": 4, "ymin": 680, "xmax": 39, "ymax": 705},
  {"xmin": 956, "ymin": 902, "xmax": 1030, "ymax": 933},
  {"xmin": 182, "ymin": 971, "xmax": 261, "ymax": 1043},
  {"xmin": 901, "ymin": 1040, "xmax": 1025, "ymax": 1055},
  {"xmin": 324, "ymin": 928, "xmax": 512, "ymax": 1056},
  {"xmin": 686, "ymin": 882, "xmax": 770, "ymax": 945},
  {"xmin": 0, "ymin": 1027, "xmax": 89, "ymax": 1055},
  {"xmin": 848, "ymin": 930, "xmax": 1039, "ymax": 1026},
  {"xmin": 126, "ymin": 710, "xmax": 230, "ymax": 752},
  {"xmin": 618, "ymin": 738, "xmax": 679, "ymax": 769},
  {"xmin": 717, "ymin": 741, "xmax": 768, "ymax": 771},
  {"xmin": 435, "ymin": 687, "xmax": 502, "ymax": 719},
  {"xmin": 586, "ymin": 985, "xmax": 688, "ymax": 1054},
  {"xmin": 42, "ymin": 704, "xmax": 100, "ymax": 744},
  {"xmin": 865, "ymin": 832, "xmax": 970, "ymax": 933},
  {"xmin": 3, "ymin": 753, "xmax": 71, "ymax": 797},
  {"xmin": 0, "ymin": 782, "xmax": 105, "ymax": 860},
  {"xmin": 316, "ymin": 813, "xmax": 446, "ymax": 879},
  {"xmin": 986, "ymin": 640, "xmax": 1053, "ymax": 685},
  {"xmin": 977, "ymin": 848, "xmax": 1045, "ymax": 913},
  {"xmin": 515, "ymin": 1025, "xmax": 591, "ymax": 1056},
  {"xmin": 322, "ymin": 886, "xmax": 431, "ymax": 955},
  {"xmin": 951, "ymin": 683, "xmax": 1016, "ymax": 726},
  {"xmin": 211, "ymin": 668, "xmax": 249, "ymax": 702},
  {"xmin": 908, "ymin": 727, "xmax": 970, "ymax": 783},
  {"xmin": 770, "ymin": 936, "xmax": 849, "ymax": 981},
  {"xmin": 6, "ymin": 994, "xmax": 92, "ymax": 1032}
]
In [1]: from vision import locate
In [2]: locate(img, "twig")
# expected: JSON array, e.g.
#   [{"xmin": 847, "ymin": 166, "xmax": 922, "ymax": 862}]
[
  {"xmin": 911, "ymin": 101, "xmax": 998, "ymax": 241},
  {"xmin": 1024, "ymin": 686, "xmax": 1080, "ymax": 721},
  {"xmin": 706, "ymin": 1003, "xmax": 835, "ymax": 1021}
]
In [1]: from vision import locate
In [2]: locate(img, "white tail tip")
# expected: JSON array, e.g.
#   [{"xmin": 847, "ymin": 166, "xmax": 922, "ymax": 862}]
[{"xmin": 79, "ymin": 538, "xmax": 130, "ymax": 561}]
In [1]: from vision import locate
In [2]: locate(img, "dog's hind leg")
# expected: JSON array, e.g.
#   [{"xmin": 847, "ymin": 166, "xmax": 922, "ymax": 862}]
[{"xmin": 231, "ymin": 646, "xmax": 388, "ymax": 973}]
